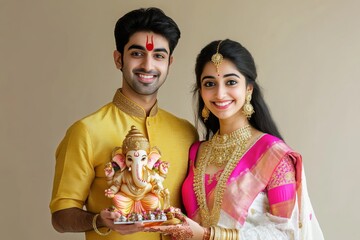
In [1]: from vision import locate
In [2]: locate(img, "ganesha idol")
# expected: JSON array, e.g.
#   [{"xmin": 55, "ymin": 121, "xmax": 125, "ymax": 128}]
[{"xmin": 104, "ymin": 126, "xmax": 172, "ymax": 223}]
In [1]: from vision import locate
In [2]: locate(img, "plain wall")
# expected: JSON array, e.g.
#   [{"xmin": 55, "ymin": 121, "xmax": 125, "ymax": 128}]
[{"xmin": 1, "ymin": 0, "xmax": 359, "ymax": 239}]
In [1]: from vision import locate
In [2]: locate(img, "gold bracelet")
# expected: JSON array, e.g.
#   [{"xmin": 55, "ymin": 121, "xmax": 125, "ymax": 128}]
[
  {"xmin": 224, "ymin": 228, "xmax": 229, "ymax": 240},
  {"xmin": 209, "ymin": 226, "xmax": 215, "ymax": 240},
  {"xmin": 235, "ymin": 228, "xmax": 240, "ymax": 240},
  {"xmin": 214, "ymin": 226, "xmax": 221, "ymax": 240},
  {"xmin": 231, "ymin": 228, "xmax": 236, "ymax": 240},
  {"xmin": 203, "ymin": 227, "xmax": 211, "ymax": 240},
  {"xmin": 92, "ymin": 213, "xmax": 112, "ymax": 236},
  {"xmin": 230, "ymin": 228, "xmax": 239, "ymax": 240},
  {"xmin": 221, "ymin": 227, "xmax": 227, "ymax": 240}
]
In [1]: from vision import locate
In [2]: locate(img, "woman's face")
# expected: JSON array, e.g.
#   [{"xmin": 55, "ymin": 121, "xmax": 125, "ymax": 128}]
[{"xmin": 200, "ymin": 59, "xmax": 252, "ymax": 123}]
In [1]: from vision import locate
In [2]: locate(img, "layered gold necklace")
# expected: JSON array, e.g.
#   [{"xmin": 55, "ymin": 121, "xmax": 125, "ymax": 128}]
[{"xmin": 193, "ymin": 125, "xmax": 252, "ymax": 227}]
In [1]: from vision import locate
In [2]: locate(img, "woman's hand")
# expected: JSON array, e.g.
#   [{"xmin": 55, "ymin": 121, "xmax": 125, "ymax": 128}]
[{"xmin": 143, "ymin": 212, "xmax": 205, "ymax": 240}]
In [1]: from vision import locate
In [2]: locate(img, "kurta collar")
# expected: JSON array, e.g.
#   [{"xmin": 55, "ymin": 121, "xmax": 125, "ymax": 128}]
[{"xmin": 112, "ymin": 89, "xmax": 158, "ymax": 117}]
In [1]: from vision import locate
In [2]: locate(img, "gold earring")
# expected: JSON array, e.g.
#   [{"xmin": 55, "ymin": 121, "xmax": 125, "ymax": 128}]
[
  {"xmin": 202, "ymin": 106, "xmax": 210, "ymax": 122},
  {"xmin": 242, "ymin": 92, "xmax": 255, "ymax": 119}
]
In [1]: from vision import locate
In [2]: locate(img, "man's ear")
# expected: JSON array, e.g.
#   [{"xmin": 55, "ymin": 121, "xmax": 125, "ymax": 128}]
[
  {"xmin": 169, "ymin": 56, "xmax": 173, "ymax": 66},
  {"xmin": 113, "ymin": 50, "xmax": 122, "ymax": 70}
]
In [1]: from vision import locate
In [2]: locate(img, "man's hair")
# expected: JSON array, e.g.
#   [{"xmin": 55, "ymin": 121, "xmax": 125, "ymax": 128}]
[{"xmin": 114, "ymin": 7, "xmax": 181, "ymax": 55}]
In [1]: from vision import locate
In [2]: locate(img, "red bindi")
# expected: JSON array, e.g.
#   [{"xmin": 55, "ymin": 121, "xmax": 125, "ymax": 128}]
[{"xmin": 146, "ymin": 35, "xmax": 154, "ymax": 51}]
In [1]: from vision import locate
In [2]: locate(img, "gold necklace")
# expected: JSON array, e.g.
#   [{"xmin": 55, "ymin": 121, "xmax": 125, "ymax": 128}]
[
  {"xmin": 207, "ymin": 126, "xmax": 252, "ymax": 168},
  {"xmin": 193, "ymin": 125, "xmax": 252, "ymax": 227}
]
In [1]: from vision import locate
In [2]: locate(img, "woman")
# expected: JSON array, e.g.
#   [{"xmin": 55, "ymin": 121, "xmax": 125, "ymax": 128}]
[{"xmin": 145, "ymin": 39, "xmax": 324, "ymax": 239}]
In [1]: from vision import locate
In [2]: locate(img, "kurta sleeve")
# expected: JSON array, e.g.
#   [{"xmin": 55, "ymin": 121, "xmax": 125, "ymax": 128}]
[{"xmin": 50, "ymin": 121, "xmax": 95, "ymax": 213}]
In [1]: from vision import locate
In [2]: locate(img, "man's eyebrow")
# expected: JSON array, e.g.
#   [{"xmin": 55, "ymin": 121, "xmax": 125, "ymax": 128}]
[
  {"xmin": 128, "ymin": 44, "xmax": 145, "ymax": 51},
  {"xmin": 128, "ymin": 44, "xmax": 169, "ymax": 54},
  {"xmin": 153, "ymin": 48, "xmax": 169, "ymax": 54}
]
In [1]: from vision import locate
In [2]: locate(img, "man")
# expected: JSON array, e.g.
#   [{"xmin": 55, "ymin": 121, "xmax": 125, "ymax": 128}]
[{"xmin": 50, "ymin": 8, "xmax": 198, "ymax": 240}]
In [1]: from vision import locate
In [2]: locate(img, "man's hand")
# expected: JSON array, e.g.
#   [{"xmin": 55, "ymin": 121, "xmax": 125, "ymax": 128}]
[{"xmin": 100, "ymin": 209, "xmax": 145, "ymax": 235}]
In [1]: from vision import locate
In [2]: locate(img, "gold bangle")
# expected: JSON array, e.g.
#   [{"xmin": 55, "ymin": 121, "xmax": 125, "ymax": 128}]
[
  {"xmin": 230, "ymin": 228, "xmax": 235, "ymax": 240},
  {"xmin": 92, "ymin": 213, "xmax": 112, "ymax": 236},
  {"xmin": 214, "ymin": 226, "xmax": 221, "ymax": 240},
  {"xmin": 224, "ymin": 228, "xmax": 229, "ymax": 240},
  {"xmin": 231, "ymin": 228, "xmax": 239, "ymax": 240},
  {"xmin": 221, "ymin": 227, "xmax": 227, "ymax": 240},
  {"xmin": 203, "ymin": 227, "xmax": 211, "ymax": 240},
  {"xmin": 235, "ymin": 228, "xmax": 240, "ymax": 240},
  {"xmin": 209, "ymin": 226, "xmax": 215, "ymax": 240}
]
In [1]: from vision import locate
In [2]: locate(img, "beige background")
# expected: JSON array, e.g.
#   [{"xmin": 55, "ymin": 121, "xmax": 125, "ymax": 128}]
[{"xmin": 1, "ymin": 0, "xmax": 359, "ymax": 239}]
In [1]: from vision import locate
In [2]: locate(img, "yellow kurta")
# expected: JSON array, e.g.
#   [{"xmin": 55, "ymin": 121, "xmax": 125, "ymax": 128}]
[{"xmin": 50, "ymin": 89, "xmax": 198, "ymax": 240}]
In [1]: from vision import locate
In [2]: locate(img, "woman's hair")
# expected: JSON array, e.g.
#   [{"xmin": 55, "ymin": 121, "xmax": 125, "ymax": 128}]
[
  {"xmin": 193, "ymin": 39, "xmax": 283, "ymax": 140},
  {"xmin": 114, "ymin": 7, "xmax": 181, "ymax": 56}
]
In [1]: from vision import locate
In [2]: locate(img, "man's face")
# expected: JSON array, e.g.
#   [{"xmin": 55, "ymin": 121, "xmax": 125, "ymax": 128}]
[{"xmin": 116, "ymin": 31, "xmax": 173, "ymax": 96}]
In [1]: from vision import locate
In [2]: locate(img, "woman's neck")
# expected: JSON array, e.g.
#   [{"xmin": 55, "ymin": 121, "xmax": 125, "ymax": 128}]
[{"xmin": 218, "ymin": 118, "xmax": 249, "ymax": 135}]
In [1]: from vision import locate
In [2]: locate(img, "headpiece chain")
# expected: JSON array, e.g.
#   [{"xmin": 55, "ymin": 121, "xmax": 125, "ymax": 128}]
[{"xmin": 211, "ymin": 40, "xmax": 224, "ymax": 75}]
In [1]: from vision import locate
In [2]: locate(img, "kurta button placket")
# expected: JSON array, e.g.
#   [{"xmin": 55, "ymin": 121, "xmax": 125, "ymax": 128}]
[{"xmin": 146, "ymin": 118, "xmax": 153, "ymax": 144}]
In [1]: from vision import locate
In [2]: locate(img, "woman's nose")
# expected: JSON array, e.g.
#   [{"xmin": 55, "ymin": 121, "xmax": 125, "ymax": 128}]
[{"xmin": 215, "ymin": 84, "xmax": 226, "ymax": 99}]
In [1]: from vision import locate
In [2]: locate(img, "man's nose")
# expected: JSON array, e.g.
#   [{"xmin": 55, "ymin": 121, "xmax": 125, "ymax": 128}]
[{"xmin": 140, "ymin": 56, "xmax": 153, "ymax": 71}]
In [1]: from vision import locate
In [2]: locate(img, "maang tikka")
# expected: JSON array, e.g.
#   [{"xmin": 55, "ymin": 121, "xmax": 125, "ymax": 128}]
[{"xmin": 211, "ymin": 40, "xmax": 224, "ymax": 75}]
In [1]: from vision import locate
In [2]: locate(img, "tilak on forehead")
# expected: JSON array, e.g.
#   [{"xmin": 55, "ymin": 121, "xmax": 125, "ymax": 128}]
[
  {"xmin": 146, "ymin": 35, "xmax": 154, "ymax": 51},
  {"xmin": 211, "ymin": 40, "xmax": 224, "ymax": 76}
]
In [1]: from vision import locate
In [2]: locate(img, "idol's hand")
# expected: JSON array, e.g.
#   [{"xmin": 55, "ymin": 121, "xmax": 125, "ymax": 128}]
[
  {"xmin": 151, "ymin": 184, "xmax": 162, "ymax": 196},
  {"xmin": 104, "ymin": 188, "xmax": 115, "ymax": 198},
  {"xmin": 143, "ymin": 213, "xmax": 205, "ymax": 240},
  {"xmin": 104, "ymin": 162, "xmax": 115, "ymax": 178},
  {"xmin": 100, "ymin": 209, "xmax": 144, "ymax": 235}
]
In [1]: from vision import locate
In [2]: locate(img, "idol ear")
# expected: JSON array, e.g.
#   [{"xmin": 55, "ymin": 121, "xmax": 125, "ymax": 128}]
[
  {"xmin": 112, "ymin": 146, "xmax": 127, "ymax": 171},
  {"xmin": 112, "ymin": 154, "xmax": 126, "ymax": 170},
  {"xmin": 147, "ymin": 150, "xmax": 161, "ymax": 169},
  {"xmin": 112, "ymin": 153, "xmax": 126, "ymax": 170}
]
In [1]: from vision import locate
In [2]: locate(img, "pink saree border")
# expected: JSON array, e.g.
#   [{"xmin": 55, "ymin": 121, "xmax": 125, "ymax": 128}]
[{"xmin": 182, "ymin": 134, "xmax": 303, "ymax": 225}]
